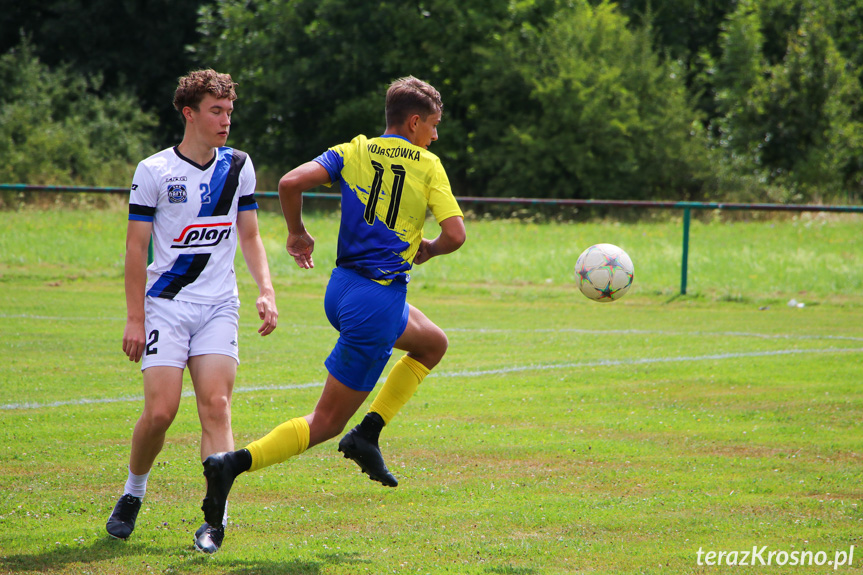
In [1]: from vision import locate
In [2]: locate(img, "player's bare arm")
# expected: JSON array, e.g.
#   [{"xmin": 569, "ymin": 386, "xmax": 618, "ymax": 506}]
[
  {"xmin": 123, "ymin": 220, "xmax": 152, "ymax": 362},
  {"xmin": 413, "ymin": 216, "xmax": 466, "ymax": 265},
  {"xmin": 278, "ymin": 161, "xmax": 331, "ymax": 269},
  {"xmin": 237, "ymin": 209, "xmax": 278, "ymax": 336}
]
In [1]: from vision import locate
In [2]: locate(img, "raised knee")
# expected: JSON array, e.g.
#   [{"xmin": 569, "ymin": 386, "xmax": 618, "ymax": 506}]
[
  {"xmin": 437, "ymin": 330, "xmax": 449, "ymax": 357},
  {"xmin": 423, "ymin": 328, "xmax": 448, "ymax": 368}
]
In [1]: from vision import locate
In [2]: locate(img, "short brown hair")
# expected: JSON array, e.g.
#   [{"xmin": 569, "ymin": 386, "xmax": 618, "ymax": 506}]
[
  {"xmin": 385, "ymin": 76, "xmax": 443, "ymax": 127},
  {"xmin": 173, "ymin": 69, "xmax": 238, "ymax": 124}
]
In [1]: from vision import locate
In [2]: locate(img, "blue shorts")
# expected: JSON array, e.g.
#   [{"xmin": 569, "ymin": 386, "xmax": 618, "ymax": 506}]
[{"xmin": 324, "ymin": 267, "xmax": 410, "ymax": 392}]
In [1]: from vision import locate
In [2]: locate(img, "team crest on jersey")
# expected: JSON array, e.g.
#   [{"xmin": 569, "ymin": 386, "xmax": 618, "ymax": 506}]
[{"xmin": 167, "ymin": 184, "xmax": 188, "ymax": 204}]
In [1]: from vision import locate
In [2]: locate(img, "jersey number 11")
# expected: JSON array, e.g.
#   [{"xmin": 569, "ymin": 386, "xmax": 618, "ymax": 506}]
[{"xmin": 364, "ymin": 161, "xmax": 405, "ymax": 230}]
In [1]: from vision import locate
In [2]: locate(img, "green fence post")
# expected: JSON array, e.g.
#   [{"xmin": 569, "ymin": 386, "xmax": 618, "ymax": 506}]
[{"xmin": 681, "ymin": 207, "xmax": 691, "ymax": 295}]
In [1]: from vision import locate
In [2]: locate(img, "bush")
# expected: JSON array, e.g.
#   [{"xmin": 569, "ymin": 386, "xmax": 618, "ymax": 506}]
[
  {"xmin": 468, "ymin": 1, "xmax": 709, "ymax": 200},
  {"xmin": 0, "ymin": 41, "xmax": 156, "ymax": 187},
  {"xmin": 700, "ymin": 1, "xmax": 863, "ymax": 203},
  {"xmin": 195, "ymin": 0, "xmax": 709, "ymax": 200}
]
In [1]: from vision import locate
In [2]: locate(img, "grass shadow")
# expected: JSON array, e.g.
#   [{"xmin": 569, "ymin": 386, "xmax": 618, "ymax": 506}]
[
  {"xmin": 486, "ymin": 567, "xmax": 539, "ymax": 575},
  {"xmin": 0, "ymin": 541, "xmax": 370, "ymax": 575},
  {"xmin": 0, "ymin": 537, "xmax": 167, "ymax": 573},
  {"xmin": 218, "ymin": 559, "xmax": 322, "ymax": 575},
  {"xmin": 220, "ymin": 551, "xmax": 369, "ymax": 575}
]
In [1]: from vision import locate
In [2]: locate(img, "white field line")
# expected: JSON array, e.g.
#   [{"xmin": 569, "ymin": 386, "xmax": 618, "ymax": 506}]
[
  {"xmin": 0, "ymin": 383, "xmax": 323, "ymax": 411},
  {"xmin": 436, "ymin": 347, "xmax": 863, "ymax": 378},
  {"xmin": 2, "ymin": 346, "xmax": 861, "ymax": 411},
  {"xmin": 448, "ymin": 327, "xmax": 863, "ymax": 343},
  {"xmin": 3, "ymin": 313, "xmax": 863, "ymax": 343}
]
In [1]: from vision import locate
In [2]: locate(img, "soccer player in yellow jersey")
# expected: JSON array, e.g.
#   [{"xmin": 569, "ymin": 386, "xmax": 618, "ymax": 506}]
[{"xmin": 196, "ymin": 76, "xmax": 465, "ymax": 552}]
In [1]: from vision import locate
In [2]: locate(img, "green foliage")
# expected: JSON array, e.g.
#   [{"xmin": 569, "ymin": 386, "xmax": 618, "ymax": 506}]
[
  {"xmin": 198, "ymin": 0, "xmax": 707, "ymax": 200},
  {"xmin": 612, "ymin": 0, "xmax": 735, "ymax": 60},
  {"xmin": 470, "ymin": 1, "xmax": 709, "ymax": 200},
  {"xmin": 0, "ymin": 0, "xmax": 214, "ymax": 146},
  {"xmin": 0, "ymin": 42, "xmax": 157, "ymax": 186},
  {"xmin": 701, "ymin": 1, "xmax": 863, "ymax": 202},
  {"xmin": 196, "ymin": 0, "xmax": 513, "ymax": 186},
  {"xmin": 197, "ymin": 0, "xmax": 392, "ymax": 167},
  {"xmin": 2, "ymin": 0, "xmax": 863, "ymax": 203},
  {"xmin": 613, "ymin": 0, "xmax": 863, "ymax": 203}
]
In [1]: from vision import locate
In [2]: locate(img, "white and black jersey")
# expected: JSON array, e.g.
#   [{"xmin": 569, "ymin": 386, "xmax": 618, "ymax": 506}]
[{"xmin": 128, "ymin": 146, "xmax": 258, "ymax": 304}]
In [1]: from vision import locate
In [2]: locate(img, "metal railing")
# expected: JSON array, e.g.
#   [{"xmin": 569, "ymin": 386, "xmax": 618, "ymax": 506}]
[
  {"xmin": 451, "ymin": 196, "xmax": 863, "ymax": 294},
  {"xmin": 4, "ymin": 184, "xmax": 862, "ymax": 295}
]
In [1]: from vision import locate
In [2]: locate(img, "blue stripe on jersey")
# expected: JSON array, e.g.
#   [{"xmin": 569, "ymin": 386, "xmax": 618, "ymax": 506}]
[
  {"xmin": 129, "ymin": 203, "xmax": 155, "ymax": 222},
  {"xmin": 337, "ymin": 184, "xmax": 411, "ymax": 282},
  {"xmin": 213, "ymin": 149, "xmax": 247, "ymax": 216},
  {"xmin": 197, "ymin": 148, "xmax": 248, "ymax": 218},
  {"xmin": 315, "ymin": 147, "xmax": 411, "ymax": 282},
  {"xmin": 198, "ymin": 148, "xmax": 233, "ymax": 218},
  {"xmin": 238, "ymin": 194, "xmax": 258, "ymax": 212},
  {"xmin": 147, "ymin": 253, "xmax": 211, "ymax": 299}
]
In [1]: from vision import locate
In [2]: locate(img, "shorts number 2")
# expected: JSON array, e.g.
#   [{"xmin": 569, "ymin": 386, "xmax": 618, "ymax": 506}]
[{"xmin": 146, "ymin": 330, "xmax": 159, "ymax": 356}]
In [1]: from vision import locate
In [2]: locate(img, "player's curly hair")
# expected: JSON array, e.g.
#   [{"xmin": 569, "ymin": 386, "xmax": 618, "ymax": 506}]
[
  {"xmin": 173, "ymin": 69, "xmax": 238, "ymax": 124},
  {"xmin": 385, "ymin": 76, "xmax": 443, "ymax": 127}
]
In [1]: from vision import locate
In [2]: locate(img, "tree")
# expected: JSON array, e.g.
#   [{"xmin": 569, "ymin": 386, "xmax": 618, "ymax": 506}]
[
  {"xmin": 703, "ymin": 0, "xmax": 863, "ymax": 201},
  {"xmin": 0, "ymin": 0, "xmax": 213, "ymax": 145},
  {"xmin": 195, "ymin": 0, "xmax": 521, "ymax": 187},
  {"xmin": 606, "ymin": 0, "xmax": 738, "ymax": 120},
  {"xmin": 468, "ymin": 1, "xmax": 708, "ymax": 199},
  {"xmin": 0, "ymin": 42, "xmax": 156, "ymax": 186},
  {"xmin": 197, "ymin": 0, "xmax": 706, "ymax": 199}
]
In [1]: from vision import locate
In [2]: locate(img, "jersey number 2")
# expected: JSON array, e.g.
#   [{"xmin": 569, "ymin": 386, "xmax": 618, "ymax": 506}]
[
  {"xmin": 364, "ymin": 161, "xmax": 405, "ymax": 229},
  {"xmin": 200, "ymin": 183, "xmax": 211, "ymax": 204}
]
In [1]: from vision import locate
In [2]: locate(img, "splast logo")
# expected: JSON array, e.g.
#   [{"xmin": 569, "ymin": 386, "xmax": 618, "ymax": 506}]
[{"xmin": 171, "ymin": 222, "xmax": 232, "ymax": 249}]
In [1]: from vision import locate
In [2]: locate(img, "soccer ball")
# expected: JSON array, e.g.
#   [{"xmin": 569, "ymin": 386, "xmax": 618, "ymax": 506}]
[{"xmin": 574, "ymin": 243, "xmax": 634, "ymax": 302}]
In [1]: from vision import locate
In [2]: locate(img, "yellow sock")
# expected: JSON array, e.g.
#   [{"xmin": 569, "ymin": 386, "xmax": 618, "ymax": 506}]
[
  {"xmin": 245, "ymin": 417, "xmax": 310, "ymax": 472},
  {"xmin": 369, "ymin": 355, "xmax": 430, "ymax": 425}
]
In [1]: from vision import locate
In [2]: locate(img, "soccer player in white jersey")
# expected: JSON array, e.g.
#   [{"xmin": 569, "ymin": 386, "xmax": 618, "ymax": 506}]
[{"xmin": 105, "ymin": 69, "xmax": 278, "ymax": 553}]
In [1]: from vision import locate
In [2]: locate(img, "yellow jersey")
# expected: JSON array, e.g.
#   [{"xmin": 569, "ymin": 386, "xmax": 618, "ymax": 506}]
[{"xmin": 314, "ymin": 134, "xmax": 463, "ymax": 284}]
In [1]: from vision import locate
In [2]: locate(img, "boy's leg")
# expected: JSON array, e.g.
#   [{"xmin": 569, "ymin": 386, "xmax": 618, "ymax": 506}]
[
  {"xmin": 243, "ymin": 371, "xmax": 369, "ymax": 470},
  {"xmin": 130, "ymin": 366, "xmax": 185, "ymax": 474},
  {"xmin": 365, "ymin": 304, "xmax": 448, "ymax": 425},
  {"xmin": 370, "ymin": 304, "xmax": 447, "ymax": 423},
  {"xmin": 339, "ymin": 305, "xmax": 447, "ymax": 486},
  {"xmin": 393, "ymin": 304, "xmax": 449, "ymax": 370},
  {"xmin": 307, "ymin": 373, "xmax": 372, "ymax": 448},
  {"xmin": 188, "ymin": 354, "xmax": 237, "ymax": 464},
  {"xmin": 186, "ymin": 302, "xmax": 240, "ymax": 552},
  {"xmin": 368, "ymin": 355, "xmax": 430, "ymax": 424},
  {"xmin": 107, "ymin": 366, "xmax": 183, "ymax": 540},
  {"xmin": 200, "ymin": 373, "xmax": 367, "ymax": 529},
  {"xmin": 188, "ymin": 353, "xmax": 237, "ymax": 552}
]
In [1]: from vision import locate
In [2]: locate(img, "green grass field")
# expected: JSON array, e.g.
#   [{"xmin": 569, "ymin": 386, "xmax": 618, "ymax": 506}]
[{"xmin": 1, "ymin": 204, "xmax": 862, "ymax": 574}]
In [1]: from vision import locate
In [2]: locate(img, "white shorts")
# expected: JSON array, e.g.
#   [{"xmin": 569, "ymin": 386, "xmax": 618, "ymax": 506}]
[{"xmin": 142, "ymin": 297, "xmax": 240, "ymax": 370}]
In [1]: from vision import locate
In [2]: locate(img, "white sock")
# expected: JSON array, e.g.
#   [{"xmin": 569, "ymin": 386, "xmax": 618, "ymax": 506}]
[
  {"xmin": 222, "ymin": 501, "xmax": 229, "ymax": 528},
  {"xmin": 123, "ymin": 468, "xmax": 150, "ymax": 499}
]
